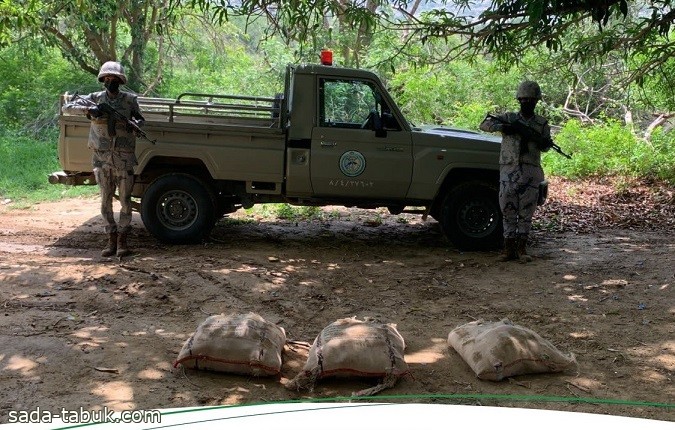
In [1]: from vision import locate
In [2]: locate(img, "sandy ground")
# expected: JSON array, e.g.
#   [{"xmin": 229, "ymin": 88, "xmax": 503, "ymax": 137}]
[{"xmin": 0, "ymin": 183, "xmax": 673, "ymax": 423}]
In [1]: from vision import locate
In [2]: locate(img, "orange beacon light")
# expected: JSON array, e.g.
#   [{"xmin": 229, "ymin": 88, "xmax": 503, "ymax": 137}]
[{"xmin": 320, "ymin": 49, "xmax": 333, "ymax": 65}]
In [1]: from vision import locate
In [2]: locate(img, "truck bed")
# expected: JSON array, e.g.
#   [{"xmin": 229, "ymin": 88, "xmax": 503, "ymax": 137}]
[{"xmin": 57, "ymin": 92, "xmax": 287, "ymax": 185}]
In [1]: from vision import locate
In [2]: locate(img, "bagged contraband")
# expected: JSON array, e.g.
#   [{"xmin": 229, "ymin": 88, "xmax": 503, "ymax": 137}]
[
  {"xmin": 448, "ymin": 319, "xmax": 577, "ymax": 381},
  {"xmin": 174, "ymin": 312, "xmax": 286, "ymax": 377},
  {"xmin": 285, "ymin": 316, "xmax": 409, "ymax": 396}
]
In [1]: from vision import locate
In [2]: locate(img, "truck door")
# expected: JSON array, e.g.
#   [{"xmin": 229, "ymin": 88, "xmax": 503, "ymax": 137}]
[{"xmin": 310, "ymin": 77, "xmax": 413, "ymax": 199}]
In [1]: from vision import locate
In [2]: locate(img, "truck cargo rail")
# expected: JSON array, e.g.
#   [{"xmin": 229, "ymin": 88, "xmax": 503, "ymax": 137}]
[{"xmin": 62, "ymin": 92, "xmax": 283, "ymax": 129}]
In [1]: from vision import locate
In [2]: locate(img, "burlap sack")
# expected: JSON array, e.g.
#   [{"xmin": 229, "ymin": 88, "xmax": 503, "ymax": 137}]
[
  {"xmin": 285, "ymin": 316, "xmax": 409, "ymax": 396},
  {"xmin": 448, "ymin": 319, "xmax": 577, "ymax": 381},
  {"xmin": 173, "ymin": 312, "xmax": 286, "ymax": 376}
]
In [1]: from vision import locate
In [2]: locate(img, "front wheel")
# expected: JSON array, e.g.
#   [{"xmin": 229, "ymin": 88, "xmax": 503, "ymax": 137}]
[
  {"xmin": 438, "ymin": 181, "xmax": 502, "ymax": 251},
  {"xmin": 140, "ymin": 173, "xmax": 217, "ymax": 244}
]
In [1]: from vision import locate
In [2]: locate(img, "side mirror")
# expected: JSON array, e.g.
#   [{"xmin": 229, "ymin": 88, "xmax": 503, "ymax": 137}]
[
  {"xmin": 371, "ymin": 110, "xmax": 387, "ymax": 138},
  {"xmin": 382, "ymin": 112, "xmax": 399, "ymax": 130}
]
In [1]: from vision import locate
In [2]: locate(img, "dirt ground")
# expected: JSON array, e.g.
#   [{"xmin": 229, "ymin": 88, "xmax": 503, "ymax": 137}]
[{"xmin": 0, "ymin": 178, "xmax": 673, "ymax": 423}]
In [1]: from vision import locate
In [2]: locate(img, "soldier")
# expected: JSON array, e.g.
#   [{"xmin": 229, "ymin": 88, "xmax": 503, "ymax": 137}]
[
  {"xmin": 62, "ymin": 61, "xmax": 145, "ymax": 258},
  {"xmin": 479, "ymin": 81, "xmax": 552, "ymax": 263}
]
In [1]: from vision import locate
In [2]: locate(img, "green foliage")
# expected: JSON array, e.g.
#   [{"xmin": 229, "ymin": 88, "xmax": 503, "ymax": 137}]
[
  {"xmin": 0, "ymin": 0, "xmax": 39, "ymax": 46},
  {"xmin": 0, "ymin": 43, "xmax": 92, "ymax": 133},
  {"xmin": 379, "ymin": 45, "xmax": 522, "ymax": 126},
  {"xmin": 543, "ymin": 119, "xmax": 675, "ymax": 184},
  {"xmin": 411, "ymin": 1, "xmax": 674, "ymax": 107},
  {"xmin": 0, "ymin": 131, "xmax": 97, "ymax": 203},
  {"xmin": 24, "ymin": 0, "xmax": 171, "ymax": 91},
  {"xmin": 179, "ymin": 0, "xmax": 380, "ymax": 66},
  {"xmin": 445, "ymin": 102, "xmax": 495, "ymax": 130},
  {"xmin": 275, "ymin": 204, "xmax": 323, "ymax": 221},
  {"xmin": 240, "ymin": 203, "xmax": 323, "ymax": 222},
  {"xmin": 157, "ymin": 17, "xmax": 288, "ymax": 97},
  {"xmin": 629, "ymin": 128, "xmax": 675, "ymax": 182}
]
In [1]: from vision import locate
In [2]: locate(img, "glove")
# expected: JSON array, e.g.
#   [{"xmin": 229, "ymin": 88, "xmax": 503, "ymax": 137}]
[
  {"xmin": 88, "ymin": 103, "xmax": 113, "ymax": 118},
  {"xmin": 97, "ymin": 103, "xmax": 114, "ymax": 114},
  {"xmin": 88, "ymin": 106, "xmax": 103, "ymax": 118},
  {"xmin": 125, "ymin": 119, "xmax": 139, "ymax": 133},
  {"xmin": 537, "ymin": 136, "xmax": 554, "ymax": 151},
  {"xmin": 501, "ymin": 123, "xmax": 516, "ymax": 135}
]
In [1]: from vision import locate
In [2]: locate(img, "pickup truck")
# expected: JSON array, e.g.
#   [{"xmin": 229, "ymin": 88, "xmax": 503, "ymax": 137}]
[{"xmin": 51, "ymin": 59, "xmax": 504, "ymax": 250}]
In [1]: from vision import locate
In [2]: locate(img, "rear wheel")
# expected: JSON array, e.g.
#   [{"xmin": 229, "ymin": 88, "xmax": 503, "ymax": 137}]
[
  {"xmin": 438, "ymin": 181, "xmax": 502, "ymax": 251},
  {"xmin": 140, "ymin": 173, "xmax": 216, "ymax": 244}
]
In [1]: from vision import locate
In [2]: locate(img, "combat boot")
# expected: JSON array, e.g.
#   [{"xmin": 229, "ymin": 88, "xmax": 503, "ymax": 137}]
[
  {"xmin": 499, "ymin": 237, "xmax": 519, "ymax": 262},
  {"xmin": 101, "ymin": 232, "xmax": 117, "ymax": 257},
  {"xmin": 517, "ymin": 234, "xmax": 533, "ymax": 263},
  {"xmin": 116, "ymin": 232, "xmax": 132, "ymax": 258}
]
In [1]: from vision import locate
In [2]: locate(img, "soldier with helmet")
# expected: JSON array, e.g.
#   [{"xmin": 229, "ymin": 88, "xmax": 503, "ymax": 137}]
[
  {"xmin": 62, "ymin": 61, "xmax": 145, "ymax": 258},
  {"xmin": 479, "ymin": 80, "xmax": 552, "ymax": 262}
]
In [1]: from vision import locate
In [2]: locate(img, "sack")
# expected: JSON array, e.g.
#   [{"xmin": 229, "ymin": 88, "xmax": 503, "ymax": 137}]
[
  {"xmin": 285, "ymin": 316, "xmax": 409, "ymax": 396},
  {"xmin": 174, "ymin": 312, "xmax": 286, "ymax": 376},
  {"xmin": 448, "ymin": 319, "xmax": 576, "ymax": 381}
]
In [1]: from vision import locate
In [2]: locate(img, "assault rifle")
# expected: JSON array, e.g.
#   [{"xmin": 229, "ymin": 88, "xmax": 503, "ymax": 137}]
[
  {"xmin": 71, "ymin": 93, "xmax": 156, "ymax": 145},
  {"xmin": 486, "ymin": 113, "xmax": 571, "ymax": 159}
]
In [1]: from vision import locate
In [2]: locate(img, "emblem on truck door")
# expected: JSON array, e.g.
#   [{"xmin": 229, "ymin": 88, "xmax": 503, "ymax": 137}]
[{"xmin": 339, "ymin": 150, "xmax": 366, "ymax": 177}]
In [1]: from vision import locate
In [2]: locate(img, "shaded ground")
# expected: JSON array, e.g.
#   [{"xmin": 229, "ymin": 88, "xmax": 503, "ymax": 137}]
[{"xmin": 0, "ymin": 177, "xmax": 673, "ymax": 423}]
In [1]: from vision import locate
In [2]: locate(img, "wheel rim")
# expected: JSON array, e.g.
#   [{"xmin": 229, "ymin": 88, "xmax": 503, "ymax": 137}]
[
  {"xmin": 457, "ymin": 198, "xmax": 498, "ymax": 238},
  {"xmin": 156, "ymin": 190, "xmax": 199, "ymax": 231}
]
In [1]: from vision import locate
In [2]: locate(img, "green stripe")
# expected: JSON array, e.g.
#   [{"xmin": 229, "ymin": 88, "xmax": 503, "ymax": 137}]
[{"xmin": 53, "ymin": 394, "xmax": 674, "ymax": 430}]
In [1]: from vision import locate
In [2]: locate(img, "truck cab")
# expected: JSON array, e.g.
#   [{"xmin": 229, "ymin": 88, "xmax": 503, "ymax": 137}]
[
  {"xmin": 283, "ymin": 63, "xmax": 503, "ymax": 249},
  {"xmin": 284, "ymin": 64, "xmax": 413, "ymax": 201}
]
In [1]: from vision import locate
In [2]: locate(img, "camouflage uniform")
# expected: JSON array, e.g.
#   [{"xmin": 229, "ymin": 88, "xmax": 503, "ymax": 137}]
[
  {"xmin": 479, "ymin": 81, "xmax": 551, "ymax": 262},
  {"xmin": 62, "ymin": 62, "xmax": 144, "ymax": 257}
]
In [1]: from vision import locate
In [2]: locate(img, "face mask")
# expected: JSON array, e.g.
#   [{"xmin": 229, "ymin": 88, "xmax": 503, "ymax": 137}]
[
  {"xmin": 104, "ymin": 80, "xmax": 120, "ymax": 93},
  {"xmin": 519, "ymin": 100, "xmax": 537, "ymax": 116}
]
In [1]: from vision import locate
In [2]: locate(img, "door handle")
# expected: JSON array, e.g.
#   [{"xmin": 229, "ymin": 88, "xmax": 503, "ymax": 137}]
[{"xmin": 320, "ymin": 141, "xmax": 337, "ymax": 147}]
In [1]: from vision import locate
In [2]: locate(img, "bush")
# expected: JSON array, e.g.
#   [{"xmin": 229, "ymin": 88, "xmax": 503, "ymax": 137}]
[
  {"xmin": 0, "ymin": 43, "xmax": 92, "ymax": 134},
  {"xmin": 385, "ymin": 59, "xmax": 521, "ymax": 126},
  {"xmin": 637, "ymin": 128, "xmax": 675, "ymax": 183},
  {"xmin": 544, "ymin": 119, "xmax": 675, "ymax": 184},
  {"xmin": 0, "ymin": 131, "xmax": 96, "ymax": 203}
]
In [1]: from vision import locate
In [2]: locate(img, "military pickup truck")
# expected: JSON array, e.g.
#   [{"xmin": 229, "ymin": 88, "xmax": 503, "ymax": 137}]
[{"xmin": 51, "ymin": 60, "xmax": 504, "ymax": 250}]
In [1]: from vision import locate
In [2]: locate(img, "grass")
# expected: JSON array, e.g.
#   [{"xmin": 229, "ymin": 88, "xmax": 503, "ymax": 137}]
[
  {"xmin": 275, "ymin": 204, "xmax": 324, "ymax": 221},
  {"xmin": 238, "ymin": 203, "xmax": 326, "ymax": 222},
  {"xmin": 0, "ymin": 131, "xmax": 98, "ymax": 207}
]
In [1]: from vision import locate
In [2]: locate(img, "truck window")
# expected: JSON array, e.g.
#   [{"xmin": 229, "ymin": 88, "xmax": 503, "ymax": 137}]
[{"xmin": 319, "ymin": 78, "xmax": 379, "ymax": 129}]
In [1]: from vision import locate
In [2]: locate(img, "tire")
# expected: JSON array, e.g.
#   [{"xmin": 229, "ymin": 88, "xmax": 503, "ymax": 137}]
[
  {"xmin": 140, "ymin": 173, "xmax": 217, "ymax": 244},
  {"xmin": 438, "ymin": 181, "xmax": 503, "ymax": 251}
]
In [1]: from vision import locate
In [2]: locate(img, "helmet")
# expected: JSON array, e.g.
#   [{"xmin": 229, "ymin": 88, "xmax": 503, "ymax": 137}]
[
  {"xmin": 516, "ymin": 81, "xmax": 542, "ymax": 100},
  {"xmin": 97, "ymin": 61, "xmax": 127, "ymax": 84}
]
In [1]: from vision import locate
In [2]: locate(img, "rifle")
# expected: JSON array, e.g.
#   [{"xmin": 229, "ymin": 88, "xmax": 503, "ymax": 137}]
[
  {"xmin": 486, "ymin": 114, "xmax": 571, "ymax": 159},
  {"xmin": 71, "ymin": 93, "xmax": 156, "ymax": 145}
]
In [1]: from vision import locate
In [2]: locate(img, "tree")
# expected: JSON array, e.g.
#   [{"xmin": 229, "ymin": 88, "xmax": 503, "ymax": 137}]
[
  {"xmin": 175, "ymin": 0, "xmax": 421, "ymax": 67},
  {"xmin": 173, "ymin": 0, "xmax": 675, "ymax": 94},
  {"xmin": 401, "ymin": 1, "xmax": 674, "ymax": 83},
  {"xmin": 1, "ymin": 0, "xmax": 173, "ymax": 92}
]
